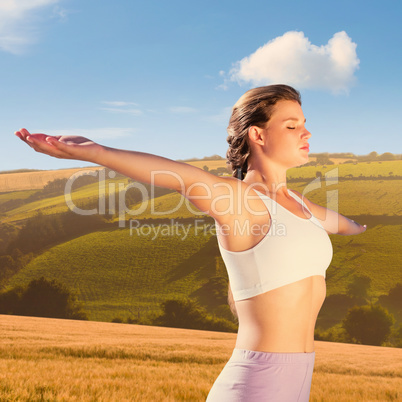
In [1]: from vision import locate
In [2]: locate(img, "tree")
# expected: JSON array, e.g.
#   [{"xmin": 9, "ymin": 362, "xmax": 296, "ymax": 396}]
[
  {"xmin": 155, "ymin": 297, "xmax": 236, "ymax": 332},
  {"xmin": 342, "ymin": 304, "xmax": 394, "ymax": 346},
  {"xmin": 390, "ymin": 323, "xmax": 402, "ymax": 348},
  {"xmin": 194, "ymin": 276, "xmax": 228, "ymax": 306},
  {"xmin": 377, "ymin": 283, "xmax": 402, "ymax": 322},
  {"xmin": 315, "ymin": 153, "xmax": 333, "ymax": 165},
  {"xmin": 377, "ymin": 152, "xmax": 395, "ymax": 161},
  {"xmin": 157, "ymin": 298, "xmax": 206, "ymax": 329},
  {"xmin": 0, "ymin": 255, "xmax": 16, "ymax": 279},
  {"xmin": 0, "ymin": 223, "xmax": 18, "ymax": 254},
  {"xmin": 0, "ymin": 286, "xmax": 24, "ymax": 314},
  {"xmin": 0, "ymin": 277, "xmax": 88, "ymax": 320},
  {"xmin": 382, "ymin": 283, "xmax": 402, "ymax": 309},
  {"xmin": 346, "ymin": 274, "xmax": 371, "ymax": 302}
]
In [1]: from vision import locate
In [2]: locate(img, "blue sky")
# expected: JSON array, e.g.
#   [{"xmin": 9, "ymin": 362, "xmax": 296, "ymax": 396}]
[{"xmin": 1, "ymin": 0, "xmax": 401, "ymax": 171}]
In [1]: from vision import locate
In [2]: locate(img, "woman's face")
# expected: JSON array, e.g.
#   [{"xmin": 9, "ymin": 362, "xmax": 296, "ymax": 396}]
[{"xmin": 262, "ymin": 100, "xmax": 311, "ymax": 168}]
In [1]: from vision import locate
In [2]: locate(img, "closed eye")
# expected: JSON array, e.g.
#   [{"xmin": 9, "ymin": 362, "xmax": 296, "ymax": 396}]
[{"xmin": 287, "ymin": 127, "xmax": 296, "ymax": 130}]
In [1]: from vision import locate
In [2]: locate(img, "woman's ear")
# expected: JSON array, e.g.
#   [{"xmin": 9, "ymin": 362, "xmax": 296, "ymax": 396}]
[{"xmin": 248, "ymin": 126, "xmax": 265, "ymax": 146}]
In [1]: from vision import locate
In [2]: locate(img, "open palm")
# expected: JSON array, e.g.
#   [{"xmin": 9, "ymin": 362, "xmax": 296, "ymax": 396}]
[{"xmin": 15, "ymin": 129, "xmax": 101, "ymax": 161}]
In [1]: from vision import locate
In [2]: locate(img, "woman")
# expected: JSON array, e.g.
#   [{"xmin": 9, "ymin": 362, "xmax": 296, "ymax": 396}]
[{"xmin": 16, "ymin": 85, "xmax": 366, "ymax": 401}]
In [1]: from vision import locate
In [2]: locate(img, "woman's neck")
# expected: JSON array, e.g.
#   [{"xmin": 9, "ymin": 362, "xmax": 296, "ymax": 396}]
[{"xmin": 244, "ymin": 163, "xmax": 289, "ymax": 196}]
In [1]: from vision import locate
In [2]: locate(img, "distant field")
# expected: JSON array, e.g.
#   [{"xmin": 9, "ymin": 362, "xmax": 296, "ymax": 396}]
[
  {"xmin": 3, "ymin": 176, "xmax": 401, "ymax": 224},
  {"xmin": 1, "ymin": 160, "xmax": 399, "ymax": 193},
  {"xmin": 288, "ymin": 160, "xmax": 401, "ymax": 179},
  {"xmin": 186, "ymin": 159, "xmax": 228, "ymax": 170},
  {"xmin": 0, "ymin": 166, "xmax": 103, "ymax": 192},
  {"xmin": 0, "ymin": 315, "xmax": 400, "ymax": 401},
  {"xmin": 184, "ymin": 156, "xmax": 358, "ymax": 169}
]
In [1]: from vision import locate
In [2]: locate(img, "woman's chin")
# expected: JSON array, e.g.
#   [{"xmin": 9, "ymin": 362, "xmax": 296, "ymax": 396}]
[{"xmin": 292, "ymin": 157, "xmax": 310, "ymax": 168}]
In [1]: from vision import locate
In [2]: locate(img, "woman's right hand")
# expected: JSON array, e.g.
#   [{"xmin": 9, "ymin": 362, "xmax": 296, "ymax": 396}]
[{"xmin": 15, "ymin": 128, "xmax": 102, "ymax": 162}]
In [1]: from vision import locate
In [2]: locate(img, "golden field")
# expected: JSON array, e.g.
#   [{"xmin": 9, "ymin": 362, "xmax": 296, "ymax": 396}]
[
  {"xmin": 0, "ymin": 315, "xmax": 401, "ymax": 401},
  {"xmin": 186, "ymin": 156, "xmax": 352, "ymax": 170},
  {"xmin": 0, "ymin": 167, "xmax": 103, "ymax": 192}
]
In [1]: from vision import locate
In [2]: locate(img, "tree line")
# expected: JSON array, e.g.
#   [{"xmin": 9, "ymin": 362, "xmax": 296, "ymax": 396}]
[
  {"xmin": 309, "ymin": 151, "xmax": 401, "ymax": 162},
  {"xmin": 0, "ymin": 276, "xmax": 235, "ymax": 332},
  {"xmin": 0, "ymin": 277, "xmax": 87, "ymax": 320}
]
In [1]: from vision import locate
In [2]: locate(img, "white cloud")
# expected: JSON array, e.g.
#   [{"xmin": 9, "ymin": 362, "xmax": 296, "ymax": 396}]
[
  {"xmin": 100, "ymin": 101, "xmax": 142, "ymax": 116},
  {"xmin": 100, "ymin": 107, "xmax": 143, "ymax": 116},
  {"xmin": 51, "ymin": 5, "xmax": 70, "ymax": 22},
  {"xmin": 0, "ymin": 0, "xmax": 61, "ymax": 54},
  {"xmin": 46, "ymin": 127, "xmax": 135, "ymax": 140},
  {"xmin": 169, "ymin": 106, "xmax": 197, "ymax": 114},
  {"xmin": 102, "ymin": 101, "xmax": 139, "ymax": 107},
  {"xmin": 228, "ymin": 31, "xmax": 360, "ymax": 94}
]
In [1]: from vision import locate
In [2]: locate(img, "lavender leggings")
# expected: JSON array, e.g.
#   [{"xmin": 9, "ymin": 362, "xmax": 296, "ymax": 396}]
[{"xmin": 206, "ymin": 349, "xmax": 315, "ymax": 402}]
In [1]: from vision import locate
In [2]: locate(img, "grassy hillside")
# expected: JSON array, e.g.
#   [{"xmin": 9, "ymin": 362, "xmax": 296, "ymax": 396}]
[
  {"xmin": 0, "ymin": 189, "xmax": 37, "ymax": 203},
  {"xmin": 6, "ymin": 225, "xmax": 226, "ymax": 321},
  {"xmin": 1, "ymin": 175, "xmax": 133, "ymax": 223},
  {"xmin": 328, "ymin": 225, "xmax": 401, "ymax": 297},
  {"xmin": 1, "ymin": 314, "xmax": 401, "ymax": 401}
]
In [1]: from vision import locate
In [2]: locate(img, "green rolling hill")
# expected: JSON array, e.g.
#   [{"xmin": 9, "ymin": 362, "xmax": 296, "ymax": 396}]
[{"xmin": 6, "ymin": 224, "xmax": 225, "ymax": 322}]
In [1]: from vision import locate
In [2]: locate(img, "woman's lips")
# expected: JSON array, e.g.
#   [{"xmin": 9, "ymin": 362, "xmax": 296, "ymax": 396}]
[{"xmin": 300, "ymin": 145, "xmax": 309, "ymax": 151}]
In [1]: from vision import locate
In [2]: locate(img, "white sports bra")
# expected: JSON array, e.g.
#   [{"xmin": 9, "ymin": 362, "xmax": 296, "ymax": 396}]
[{"xmin": 217, "ymin": 189, "xmax": 333, "ymax": 301}]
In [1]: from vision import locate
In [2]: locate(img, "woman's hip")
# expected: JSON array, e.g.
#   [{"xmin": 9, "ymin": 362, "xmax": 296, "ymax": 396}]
[{"xmin": 206, "ymin": 348, "xmax": 315, "ymax": 402}]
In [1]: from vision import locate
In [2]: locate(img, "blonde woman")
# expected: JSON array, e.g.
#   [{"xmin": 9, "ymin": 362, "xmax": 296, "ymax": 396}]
[{"xmin": 16, "ymin": 85, "xmax": 366, "ymax": 401}]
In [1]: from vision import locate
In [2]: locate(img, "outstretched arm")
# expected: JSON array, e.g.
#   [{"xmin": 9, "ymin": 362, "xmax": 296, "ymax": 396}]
[
  {"xmin": 310, "ymin": 202, "xmax": 366, "ymax": 235},
  {"xmin": 291, "ymin": 190, "xmax": 366, "ymax": 235},
  {"xmin": 15, "ymin": 128, "xmax": 236, "ymax": 220},
  {"xmin": 16, "ymin": 129, "xmax": 195, "ymax": 190}
]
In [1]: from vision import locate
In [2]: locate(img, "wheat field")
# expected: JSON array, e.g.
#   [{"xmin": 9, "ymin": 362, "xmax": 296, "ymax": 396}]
[
  {"xmin": 0, "ymin": 167, "xmax": 103, "ymax": 192},
  {"xmin": 0, "ymin": 315, "xmax": 400, "ymax": 401}
]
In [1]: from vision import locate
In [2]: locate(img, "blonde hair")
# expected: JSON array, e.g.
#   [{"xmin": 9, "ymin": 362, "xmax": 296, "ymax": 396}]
[{"xmin": 226, "ymin": 84, "xmax": 301, "ymax": 179}]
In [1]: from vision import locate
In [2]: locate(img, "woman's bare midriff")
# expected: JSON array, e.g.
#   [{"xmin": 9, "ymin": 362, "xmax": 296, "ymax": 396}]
[{"xmin": 234, "ymin": 275, "xmax": 326, "ymax": 353}]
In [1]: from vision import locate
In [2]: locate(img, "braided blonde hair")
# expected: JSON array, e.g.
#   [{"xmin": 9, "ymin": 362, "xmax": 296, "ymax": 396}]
[{"xmin": 226, "ymin": 85, "xmax": 301, "ymax": 179}]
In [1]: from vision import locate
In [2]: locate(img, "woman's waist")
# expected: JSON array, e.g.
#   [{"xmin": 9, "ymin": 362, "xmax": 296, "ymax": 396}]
[
  {"xmin": 234, "ymin": 276, "xmax": 326, "ymax": 321},
  {"xmin": 234, "ymin": 302, "xmax": 318, "ymax": 353},
  {"xmin": 235, "ymin": 319, "xmax": 316, "ymax": 353}
]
